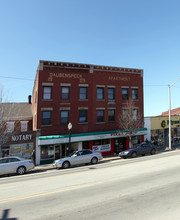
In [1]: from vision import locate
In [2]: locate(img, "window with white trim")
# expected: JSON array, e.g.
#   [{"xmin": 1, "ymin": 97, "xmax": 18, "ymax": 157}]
[
  {"xmin": 7, "ymin": 122, "xmax": 15, "ymax": 133},
  {"xmin": 61, "ymin": 87, "xmax": 70, "ymax": 100},
  {"xmin": 122, "ymin": 88, "xmax": 129, "ymax": 100},
  {"xmin": 79, "ymin": 110, "xmax": 87, "ymax": 123},
  {"xmin": 108, "ymin": 110, "xmax": 115, "ymax": 122},
  {"xmin": 97, "ymin": 88, "xmax": 104, "ymax": 100},
  {"xmin": 108, "ymin": 88, "xmax": 115, "ymax": 100},
  {"xmin": 79, "ymin": 87, "xmax": 87, "ymax": 100},
  {"xmin": 122, "ymin": 109, "xmax": 129, "ymax": 121},
  {"xmin": 133, "ymin": 109, "xmax": 138, "ymax": 120},
  {"xmin": 132, "ymin": 88, "xmax": 138, "ymax": 100},
  {"xmin": 21, "ymin": 121, "xmax": 28, "ymax": 132},
  {"xmin": 97, "ymin": 110, "xmax": 104, "ymax": 122},
  {"xmin": 43, "ymin": 86, "xmax": 52, "ymax": 100},
  {"xmin": 60, "ymin": 110, "xmax": 69, "ymax": 124},
  {"xmin": 42, "ymin": 111, "xmax": 52, "ymax": 125}
]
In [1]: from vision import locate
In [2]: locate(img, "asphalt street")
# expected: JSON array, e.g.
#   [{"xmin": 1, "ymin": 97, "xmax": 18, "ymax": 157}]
[{"xmin": 1, "ymin": 150, "xmax": 180, "ymax": 220}]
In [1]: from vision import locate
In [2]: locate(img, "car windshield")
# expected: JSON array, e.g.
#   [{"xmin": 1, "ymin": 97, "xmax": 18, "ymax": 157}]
[{"xmin": 69, "ymin": 151, "xmax": 77, "ymax": 157}]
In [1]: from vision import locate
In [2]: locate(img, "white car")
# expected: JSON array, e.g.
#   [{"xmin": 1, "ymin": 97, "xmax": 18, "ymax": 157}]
[
  {"xmin": 0, "ymin": 156, "xmax": 35, "ymax": 175},
  {"xmin": 53, "ymin": 149, "xmax": 103, "ymax": 169}
]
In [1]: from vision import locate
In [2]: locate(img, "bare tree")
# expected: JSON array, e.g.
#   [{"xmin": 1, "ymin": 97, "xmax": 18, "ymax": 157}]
[
  {"xmin": 0, "ymin": 86, "xmax": 16, "ymax": 157},
  {"xmin": 118, "ymin": 98, "xmax": 144, "ymax": 148}
]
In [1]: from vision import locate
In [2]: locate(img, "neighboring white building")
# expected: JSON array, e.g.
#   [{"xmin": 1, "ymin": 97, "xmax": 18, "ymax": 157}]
[{"xmin": 144, "ymin": 117, "xmax": 151, "ymax": 141}]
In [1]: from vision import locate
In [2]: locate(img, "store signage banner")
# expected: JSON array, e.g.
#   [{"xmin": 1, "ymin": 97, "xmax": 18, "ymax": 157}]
[
  {"xmin": 92, "ymin": 144, "xmax": 111, "ymax": 152},
  {"xmin": 11, "ymin": 134, "xmax": 33, "ymax": 142}
]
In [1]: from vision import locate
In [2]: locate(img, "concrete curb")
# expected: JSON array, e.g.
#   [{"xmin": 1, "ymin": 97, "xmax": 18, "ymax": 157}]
[
  {"xmin": 33, "ymin": 148, "xmax": 177, "ymax": 172},
  {"xmin": 34, "ymin": 155, "xmax": 120, "ymax": 172}
]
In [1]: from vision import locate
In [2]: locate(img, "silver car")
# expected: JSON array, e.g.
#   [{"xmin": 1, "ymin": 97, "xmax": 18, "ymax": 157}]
[
  {"xmin": 0, "ymin": 156, "xmax": 35, "ymax": 175},
  {"xmin": 53, "ymin": 149, "xmax": 103, "ymax": 169}
]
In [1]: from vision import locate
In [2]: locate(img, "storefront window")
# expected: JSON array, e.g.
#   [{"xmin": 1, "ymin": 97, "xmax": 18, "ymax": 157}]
[
  {"xmin": 93, "ymin": 139, "xmax": 110, "ymax": 145},
  {"xmin": 93, "ymin": 139, "xmax": 111, "ymax": 152},
  {"xmin": 83, "ymin": 141, "xmax": 89, "ymax": 149},
  {"xmin": 93, "ymin": 140, "xmax": 101, "ymax": 145},
  {"xmin": 9, "ymin": 143, "xmax": 33, "ymax": 159},
  {"xmin": 131, "ymin": 136, "xmax": 141, "ymax": 148},
  {"xmin": 41, "ymin": 146, "xmax": 54, "ymax": 159},
  {"xmin": 151, "ymin": 129, "xmax": 164, "ymax": 146}
]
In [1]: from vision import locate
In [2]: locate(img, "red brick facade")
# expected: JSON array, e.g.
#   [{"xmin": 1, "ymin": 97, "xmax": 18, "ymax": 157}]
[{"xmin": 33, "ymin": 60, "xmax": 144, "ymax": 137}]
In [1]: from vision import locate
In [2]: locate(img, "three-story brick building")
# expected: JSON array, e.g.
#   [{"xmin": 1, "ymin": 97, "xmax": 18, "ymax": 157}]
[{"xmin": 32, "ymin": 60, "xmax": 147, "ymax": 164}]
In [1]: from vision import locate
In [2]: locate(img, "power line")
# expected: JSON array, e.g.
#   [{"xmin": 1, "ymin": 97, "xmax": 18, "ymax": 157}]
[{"xmin": 0, "ymin": 75, "xmax": 34, "ymax": 81}]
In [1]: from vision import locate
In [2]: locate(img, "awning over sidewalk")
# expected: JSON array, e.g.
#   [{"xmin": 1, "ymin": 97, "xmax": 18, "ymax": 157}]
[{"xmin": 38, "ymin": 128, "xmax": 147, "ymax": 146}]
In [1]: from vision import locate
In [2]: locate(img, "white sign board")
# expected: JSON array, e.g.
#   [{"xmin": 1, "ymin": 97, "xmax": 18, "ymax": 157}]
[{"xmin": 92, "ymin": 144, "xmax": 111, "ymax": 152}]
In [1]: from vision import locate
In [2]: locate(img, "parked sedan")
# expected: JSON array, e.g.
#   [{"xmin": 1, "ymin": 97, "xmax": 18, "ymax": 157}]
[
  {"xmin": 0, "ymin": 157, "xmax": 35, "ymax": 176},
  {"xmin": 119, "ymin": 143, "xmax": 158, "ymax": 159},
  {"xmin": 53, "ymin": 149, "xmax": 103, "ymax": 169}
]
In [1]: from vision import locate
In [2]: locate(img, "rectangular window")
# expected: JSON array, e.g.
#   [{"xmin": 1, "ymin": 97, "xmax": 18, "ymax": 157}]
[
  {"xmin": 97, "ymin": 110, "xmax": 104, "ymax": 122},
  {"xmin": 133, "ymin": 109, "xmax": 138, "ymax": 120},
  {"xmin": 43, "ymin": 86, "xmax": 52, "ymax": 100},
  {"xmin": 41, "ymin": 146, "xmax": 54, "ymax": 159},
  {"xmin": 108, "ymin": 110, "xmax": 115, "ymax": 122},
  {"xmin": 7, "ymin": 122, "xmax": 15, "ymax": 133},
  {"xmin": 79, "ymin": 87, "xmax": 87, "ymax": 100},
  {"xmin": 108, "ymin": 88, "xmax": 115, "ymax": 100},
  {"xmin": 122, "ymin": 88, "xmax": 129, "ymax": 100},
  {"xmin": 97, "ymin": 88, "xmax": 104, "ymax": 100},
  {"xmin": 42, "ymin": 111, "xmax": 51, "ymax": 125},
  {"xmin": 60, "ymin": 111, "xmax": 69, "ymax": 124},
  {"xmin": 79, "ymin": 110, "xmax": 87, "ymax": 123},
  {"xmin": 132, "ymin": 89, "xmax": 138, "ymax": 100},
  {"xmin": 122, "ymin": 109, "xmax": 129, "ymax": 121},
  {"xmin": 61, "ymin": 87, "xmax": 70, "ymax": 100},
  {"xmin": 21, "ymin": 121, "xmax": 28, "ymax": 132}
]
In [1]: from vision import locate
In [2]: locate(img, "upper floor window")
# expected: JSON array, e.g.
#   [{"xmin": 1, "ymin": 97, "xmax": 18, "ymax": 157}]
[
  {"xmin": 132, "ymin": 88, "xmax": 138, "ymax": 100},
  {"xmin": 42, "ymin": 111, "xmax": 51, "ymax": 125},
  {"xmin": 79, "ymin": 110, "xmax": 87, "ymax": 123},
  {"xmin": 97, "ymin": 88, "xmax": 104, "ymax": 100},
  {"xmin": 79, "ymin": 87, "xmax": 87, "ymax": 100},
  {"xmin": 60, "ymin": 111, "xmax": 69, "ymax": 125},
  {"xmin": 7, "ymin": 122, "xmax": 14, "ymax": 133},
  {"xmin": 108, "ymin": 88, "xmax": 115, "ymax": 100},
  {"xmin": 122, "ymin": 109, "xmax": 129, "ymax": 121},
  {"xmin": 97, "ymin": 110, "xmax": 104, "ymax": 122},
  {"xmin": 43, "ymin": 86, "xmax": 52, "ymax": 100},
  {"xmin": 108, "ymin": 110, "xmax": 115, "ymax": 122},
  {"xmin": 133, "ymin": 109, "xmax": 138, "ymax": 120},
  {"xmin": 21, "ymin": 121, "xmax": 28, "ymax": 132},
  {"xmin": 61, "ymin": 87, "xmax": 70, "ymax": 100},
  {"xmin": 122, "ymin": 88, "xmax": 129, "ymax": 100}
]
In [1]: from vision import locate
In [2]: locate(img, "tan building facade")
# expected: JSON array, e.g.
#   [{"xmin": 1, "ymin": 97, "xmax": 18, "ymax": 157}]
[{"xmin": 145, "ymin": 115, "xmax": 180, "ymax": 147}]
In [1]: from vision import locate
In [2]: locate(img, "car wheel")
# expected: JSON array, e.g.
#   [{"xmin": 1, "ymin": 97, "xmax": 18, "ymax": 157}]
[
  {"xmin": 62, "ymin": 161, "xmax": 70, "ymax": 169},
  {"xmin": 122, "ymin": 156, "xmax": 127, "ymax": 159},
  {"xmin": 151, "ymin": 149, "xmax": 156, "ymax": 155},
  {"xmin": 91, "ymin": 157, "xmax": 98, "ymax": 165},
  {"xmin": 131, "ymin": 152, "xmax": 137, "ymax": 158},
  {"xmin": 17, "ymin": 166, "xmax": 26, "ymax": 175}
]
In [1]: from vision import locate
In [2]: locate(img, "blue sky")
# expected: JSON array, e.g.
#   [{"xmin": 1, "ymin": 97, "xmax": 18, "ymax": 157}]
[{"xmin": 0, "ymin": 0, "xmax": 180, "ymax": 116}]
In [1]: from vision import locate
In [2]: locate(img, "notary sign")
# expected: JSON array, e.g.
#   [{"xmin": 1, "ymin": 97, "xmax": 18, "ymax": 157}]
[
  {"xmin": 93, "ymin": 144, "xmax": 111, "ymax": 152},
  {"xmin": 11, "ymin": 134, "xmax": 33, "ymax": 142}
]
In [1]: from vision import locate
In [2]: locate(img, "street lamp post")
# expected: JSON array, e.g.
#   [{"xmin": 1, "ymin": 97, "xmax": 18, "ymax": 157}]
[
  {"xmin": 168, "ymin": 77, "xmax": 180, "ymax": 150},
  {"xmin": 68, "ymin": 122, "xmax": 72, "ymax": 156}
]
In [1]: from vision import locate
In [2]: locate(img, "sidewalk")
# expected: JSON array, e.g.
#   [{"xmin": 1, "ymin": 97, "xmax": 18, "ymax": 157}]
[
  {"xmin": 33, "ymin": 147, "xmax": 180, "ymax": 172},
  {"xmin": 34, "ymin": 155, "xmax": 120, "ymax": 172}
]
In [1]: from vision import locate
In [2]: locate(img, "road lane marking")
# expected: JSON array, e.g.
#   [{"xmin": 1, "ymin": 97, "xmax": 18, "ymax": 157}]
[
  {"xmin": 0, "ymin": 182, "xmax": 99, "ymax": 204},
  {"xmin": 0, "ymin": 176, "xmax": 126, "ymax": 204}
]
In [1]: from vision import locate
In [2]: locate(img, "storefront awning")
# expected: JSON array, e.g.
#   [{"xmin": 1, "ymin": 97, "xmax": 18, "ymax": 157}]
[{"xmin": 38, "ymin": 128, "xmax": 147, "ymax": 146}]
